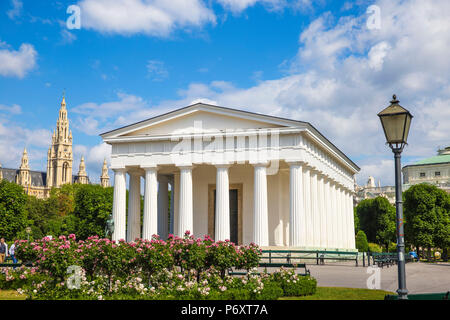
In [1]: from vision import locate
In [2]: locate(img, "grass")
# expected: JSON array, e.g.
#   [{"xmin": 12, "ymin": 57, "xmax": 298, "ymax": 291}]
[
  {"xmin": 279, "ymin": 287, "xmax": 394, "ymax": 300},
  {"xmin": 1, "ymin": 287, "xmax": 392, "ymax": 301},
  {"xmin": 0, "ymin": 289, "xmax": 26, "ymax": 300}
]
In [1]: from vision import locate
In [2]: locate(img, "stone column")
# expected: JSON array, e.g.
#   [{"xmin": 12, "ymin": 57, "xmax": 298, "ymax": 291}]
[
  {"xmin": 348, "ymin": 191, "xmax": 356, "ymax": 249},
  {"xmin": 168, "ymin": 176, "xmax": 175, "ymax": 235},
  {"xmin": 302, "ymin": 166, "xmax": 313, "ymax": 247},
  {"xmin": 142, "ymin": 167, "xmax": 158, "ymax": 240},
  {"xmin": 336, "ymin": 186, "xmax": 344, "ymax": 248},
  {"xmin": 253, "ymin": 163, "xmax": 269, "ymax": 246},
  {"xmin": 112, "ymin": 168, "xmax": 127, "ymax": 242},
  {"xmin": 215, "ymin": 165, "xmax": 230, "ymax": 241},
  {"xmin": 318, "ymin": 174, "xmax": 326, "ymax": 248},
  {"xmin": 288, "ymin": 162, "xmax": 304, "ymax": 247},
  {"xmin": 341, "ymin": 188, "xmax": 348, "ymax": 249},
  {"xmin": 173, "ymin": 172, "xmax": 180, "ymax": 236},
  {"xmin": 310, "ymin": 170, "xmax": 319, "ymax": 247},
  {"xmin": 127, "ymin": 171, "xmax": 141, "ymax": 242},
  {"xmin": 177, "ymin": 166, "xmax": 193, "ymax": 236},
  {"xmin": 324, "ymin": 178, "xmax": 332, "ymax": 248},
  {"xmin": 331, "ymin": 183, "xmax": 338, "ymax": 249},
  {"xmin": 158, "ymin": 175, "xmax": 169, "ymax": 240}
]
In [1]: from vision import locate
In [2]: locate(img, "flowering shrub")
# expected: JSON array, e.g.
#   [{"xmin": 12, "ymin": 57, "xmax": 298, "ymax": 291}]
[
  {"xmin": 4, "ymin": 232, "xmax": 316, "ymax": 300},
  {"xmin": 270, "ymin": 267, "xmax": 317, "ymax": 296}
]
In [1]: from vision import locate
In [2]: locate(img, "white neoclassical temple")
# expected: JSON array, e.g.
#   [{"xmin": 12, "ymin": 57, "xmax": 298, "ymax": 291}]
[{"xmin": 101, "ymin": 103, "xmax": 360, "ymax": 250}]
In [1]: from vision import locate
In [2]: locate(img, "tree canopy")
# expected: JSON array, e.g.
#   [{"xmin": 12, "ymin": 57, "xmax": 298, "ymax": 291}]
[
  {"xmin": 0, "ymin": 182, "xmax": 114, "ymax": 242},
  {"xmin": 404, "ymin": 183, "xmax": 450, "ymax": 257},
  {"xmin": 355, "ymin": 196, "xmax": 396, "ymax": 250},
  {"xmin": 0, "ymin": 179, "xmax": 28, "ymax": 240}
]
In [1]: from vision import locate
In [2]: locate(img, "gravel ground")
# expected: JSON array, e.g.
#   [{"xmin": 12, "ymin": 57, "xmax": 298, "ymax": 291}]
[
  {"xmin": 260, "ymin": 261, "xmax": 450, "ymax": 294},
  {"xmin": 308, "ymin": 261, "xmax": 450, "ymax": 293}
]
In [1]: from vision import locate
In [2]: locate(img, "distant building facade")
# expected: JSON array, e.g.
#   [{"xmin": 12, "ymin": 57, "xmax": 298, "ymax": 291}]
[
  {"xmin": 0, "ymin": 95, "xmax": 110, "ymax": 198},
  {"xmin": 354, "ymin": 176, "xmax": 396, "ymax": 205},
  {"xmin": 402, "ymin": 146, "xmax": 450, "ymax": 193}
]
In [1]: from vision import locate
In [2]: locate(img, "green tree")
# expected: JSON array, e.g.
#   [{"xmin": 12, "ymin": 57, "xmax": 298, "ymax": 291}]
[
  {"xmin": 47, "ymin": 184, "xmax": 78, "ymax": 216},
  {"xmin": 404, "ymin": 183, "xmax": 450, "ymax": 260},
  {"xmin": 353, "ymin": 207, "xmax": 360, "ymax": 234},
  {"xmin": 355, "ymin": 230, "xmax": 369, "ymax": 252},
  {"xmin": 0, "ymin": 179, "xmax": 28, "ymax": 240},
  {"xmin": 356, "ymin": 197, "xmax": 396, "ymax": 250},
  {"xmin": 24, "ymin": 195, "xmax": 47, "ymax": 240},
  {"xmin": 72, "ymin": 184, "xmax": 114, "ymax": 239},
  {"xmin": 372, "ymin": 197, "xmax": 396, "ymax": 250}
]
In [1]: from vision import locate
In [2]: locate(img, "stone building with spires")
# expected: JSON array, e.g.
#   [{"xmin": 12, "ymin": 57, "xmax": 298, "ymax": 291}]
[{"xmin": 0, "ymin": 95, "xmax": 110, "ymax": 198}]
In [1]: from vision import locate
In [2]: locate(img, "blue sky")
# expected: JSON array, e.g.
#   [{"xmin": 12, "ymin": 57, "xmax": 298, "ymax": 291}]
[{"xmin": 1, "ymin": 0, "xmax": 449, "ymax": 185}]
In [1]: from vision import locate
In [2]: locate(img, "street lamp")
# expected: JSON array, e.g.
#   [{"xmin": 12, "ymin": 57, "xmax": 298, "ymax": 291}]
[{"xmin": 377, "ymin": 94, "xmax": 413, "ymax": 300}]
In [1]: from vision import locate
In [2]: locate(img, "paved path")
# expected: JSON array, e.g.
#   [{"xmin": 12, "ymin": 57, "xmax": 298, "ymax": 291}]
[{"xmin": 306, "ymin": 262, "xmax": 450, "ymax": 293}]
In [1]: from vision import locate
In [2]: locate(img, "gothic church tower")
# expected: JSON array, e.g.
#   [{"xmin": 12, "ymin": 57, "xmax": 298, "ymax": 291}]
[
  {"xmin": 76, "ymin": 156, "xmax": 89, "ymax": 184},
  {"xmin": 46, "ymin": 95, "xmax": 73, "ymax": 188},
  {"xmin": 100, "ymin": 158, "xmax": 110, "ymax": 187},
  {"xmin": 16, "ymin": 148, "xmax": 31, "ymax": 186}
]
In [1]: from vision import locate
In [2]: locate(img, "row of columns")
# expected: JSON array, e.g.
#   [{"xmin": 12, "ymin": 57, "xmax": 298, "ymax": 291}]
[
  {"xmin": 111, "ymin": 162, "xmax": 355, "ymax": 248},
  {"xmin": 288, "ymin": 162, "xmax": 355, "ymax": 248},
  {"xmin": 112, "ymin": 167, "xmax": 175, "ymax": 242},
  {"xmin": 111, "ymin": 163, "xmax": 273, "ymax": 245}
]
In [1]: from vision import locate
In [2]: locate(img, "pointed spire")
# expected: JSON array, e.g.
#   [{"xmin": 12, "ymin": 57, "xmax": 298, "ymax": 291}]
[
  {"xmin": 61, "ymin": 89, "xmax": 66, "ymax": 108},
  {"xmin": 100, "ymin": 158, "xmax": 110, "ymax": 187},
  {"xmin": 76, "ymin": 156, "xmax": 88, "ymax": 184},
  {"xmin": 20, "ymin": 147, "xmax": 30, "ymax": 170},
  {"xmin": 78, "ymin": 156, "xmax": 86, "ymax": 174}
]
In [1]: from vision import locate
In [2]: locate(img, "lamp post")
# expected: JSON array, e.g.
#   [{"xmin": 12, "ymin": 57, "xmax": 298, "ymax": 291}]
[{"xmin": 377, "ymin": 94, "xmax": 413, "ymax": 300}]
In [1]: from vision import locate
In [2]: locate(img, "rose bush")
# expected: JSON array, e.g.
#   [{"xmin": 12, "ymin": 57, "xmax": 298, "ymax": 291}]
[{"xmin": 2, "ymin": 232, "xmax": 316, "ymax": 300}]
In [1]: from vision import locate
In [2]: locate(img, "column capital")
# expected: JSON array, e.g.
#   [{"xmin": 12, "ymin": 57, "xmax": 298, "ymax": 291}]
[
  {"xmin": 176, "ymin": 164, "xmax": 194, "ymax": 170},
  {"xmin": 127, "ymin": 170, "xmax": 142, "ymax": 177},
  {"xmin": 250, "ymin": 161, "xmax": 270, "ymax": 167},
  {"xmin": 215, "ymin": 163, "xmax": 231, "ymax": 169},
  {"xmin": 142, "ymin": 165, "xmax": 158, "ymax": 171},
  {"xmin": 285, "ymin": 160, "xmax": 305, "ymax": 166},
  {"xmin": 111, "ymin": 167, "xmax": 127, "ymax": 173}
]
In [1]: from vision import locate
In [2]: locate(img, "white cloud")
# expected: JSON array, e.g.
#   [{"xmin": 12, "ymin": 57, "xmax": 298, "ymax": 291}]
[
  {"xmin": 7, "ymin": 0, "xmax": 23, "ymax": 20},
  {"xmin": 69, "ymin": 0, "xmax": 449, "ymax": 186},
  {"xmin": 0, "ymin": 43, "xmax": 37, "ymax": 78},
  {"xmin": 217, "ymin": 0, "xmax": 297, "ymax": 14},
  {"xmin": 368, "ymin": 41, "xmax": 390, "ymax": 71},
  {"xmin": 60, "ymin": 29, "xmax": 77, "ymax": 44},
  {"xmin": 73, "ymin": 142, "xmax": 111, "ymax": 183},
  {"xmin": 147, "ymin": 60, "xmax": 169, "ymax": 81},
  {"xmin": 0, "ymin": 118, "xmax": 51, "ymax": 170},
  {"xmin": 0, "ymin": 104, "xmax": 22, "ymax": 114},
  {"xmin": 357, "ymin": 159, "xmax": 394, "ymax": 187},
  {"xmin": 157, "ymin": 0, "xmax": 450, "ymax": 184},
  {"xmin": 189, "ymin": 98, "xmax": 218, "ymax": 105},
  {"xmin": 78, "ymin": 0, "xmax": 216, "ymax": 36},
  {"xmin": 71, "ymin": 92, "xmax": 156, "ymax": 135}
]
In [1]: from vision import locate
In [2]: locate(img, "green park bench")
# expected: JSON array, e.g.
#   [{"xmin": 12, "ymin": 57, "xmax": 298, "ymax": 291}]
[
  {"xmin": 370, "ymin": 252, "xmax": 413, "ymax": 268},
  {"xmin": 259, "ymin": 262, "xmax": 310, "ymax": 276},
  {"xmin": 228, "ymin": 262, "xmax": 310, "ymax": 277},
  {"xmin": 384, "ymin": 292, "xmax": 449, "ymax": 300},
  {"xmin": 371, "ymin": 252, "xmax": 393, "ymax": 268},
  {"xmin": 261, "ymin": 249, "xmax": 359, "ymax": 267},
  {"xmin": 0, "ymin": 257, "xmax": 32, "ymax": 268}
]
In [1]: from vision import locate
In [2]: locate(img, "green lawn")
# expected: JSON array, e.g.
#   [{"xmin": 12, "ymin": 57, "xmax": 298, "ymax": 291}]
[
  {"xmin": 280, "ymin": 287, "xmax": 394, "ymax": 300},
  {"xmin": 0, "ymin": 289, "xmax": 26, "ymax": 300},
  {"xmin": 1, "ymin": 287, "xmax": 392, "ymax": 301}
]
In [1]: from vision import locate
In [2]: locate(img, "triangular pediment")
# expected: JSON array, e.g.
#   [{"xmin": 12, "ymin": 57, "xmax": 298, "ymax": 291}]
[{"xmin": 102, "ymin": 103, "xmax": 303, "ymax": 138}]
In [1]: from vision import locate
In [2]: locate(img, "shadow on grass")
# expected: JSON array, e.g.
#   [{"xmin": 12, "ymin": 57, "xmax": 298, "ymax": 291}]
[{"xmin": 279, "ymin": 287, "xmax": 394, "ymax": 300}]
